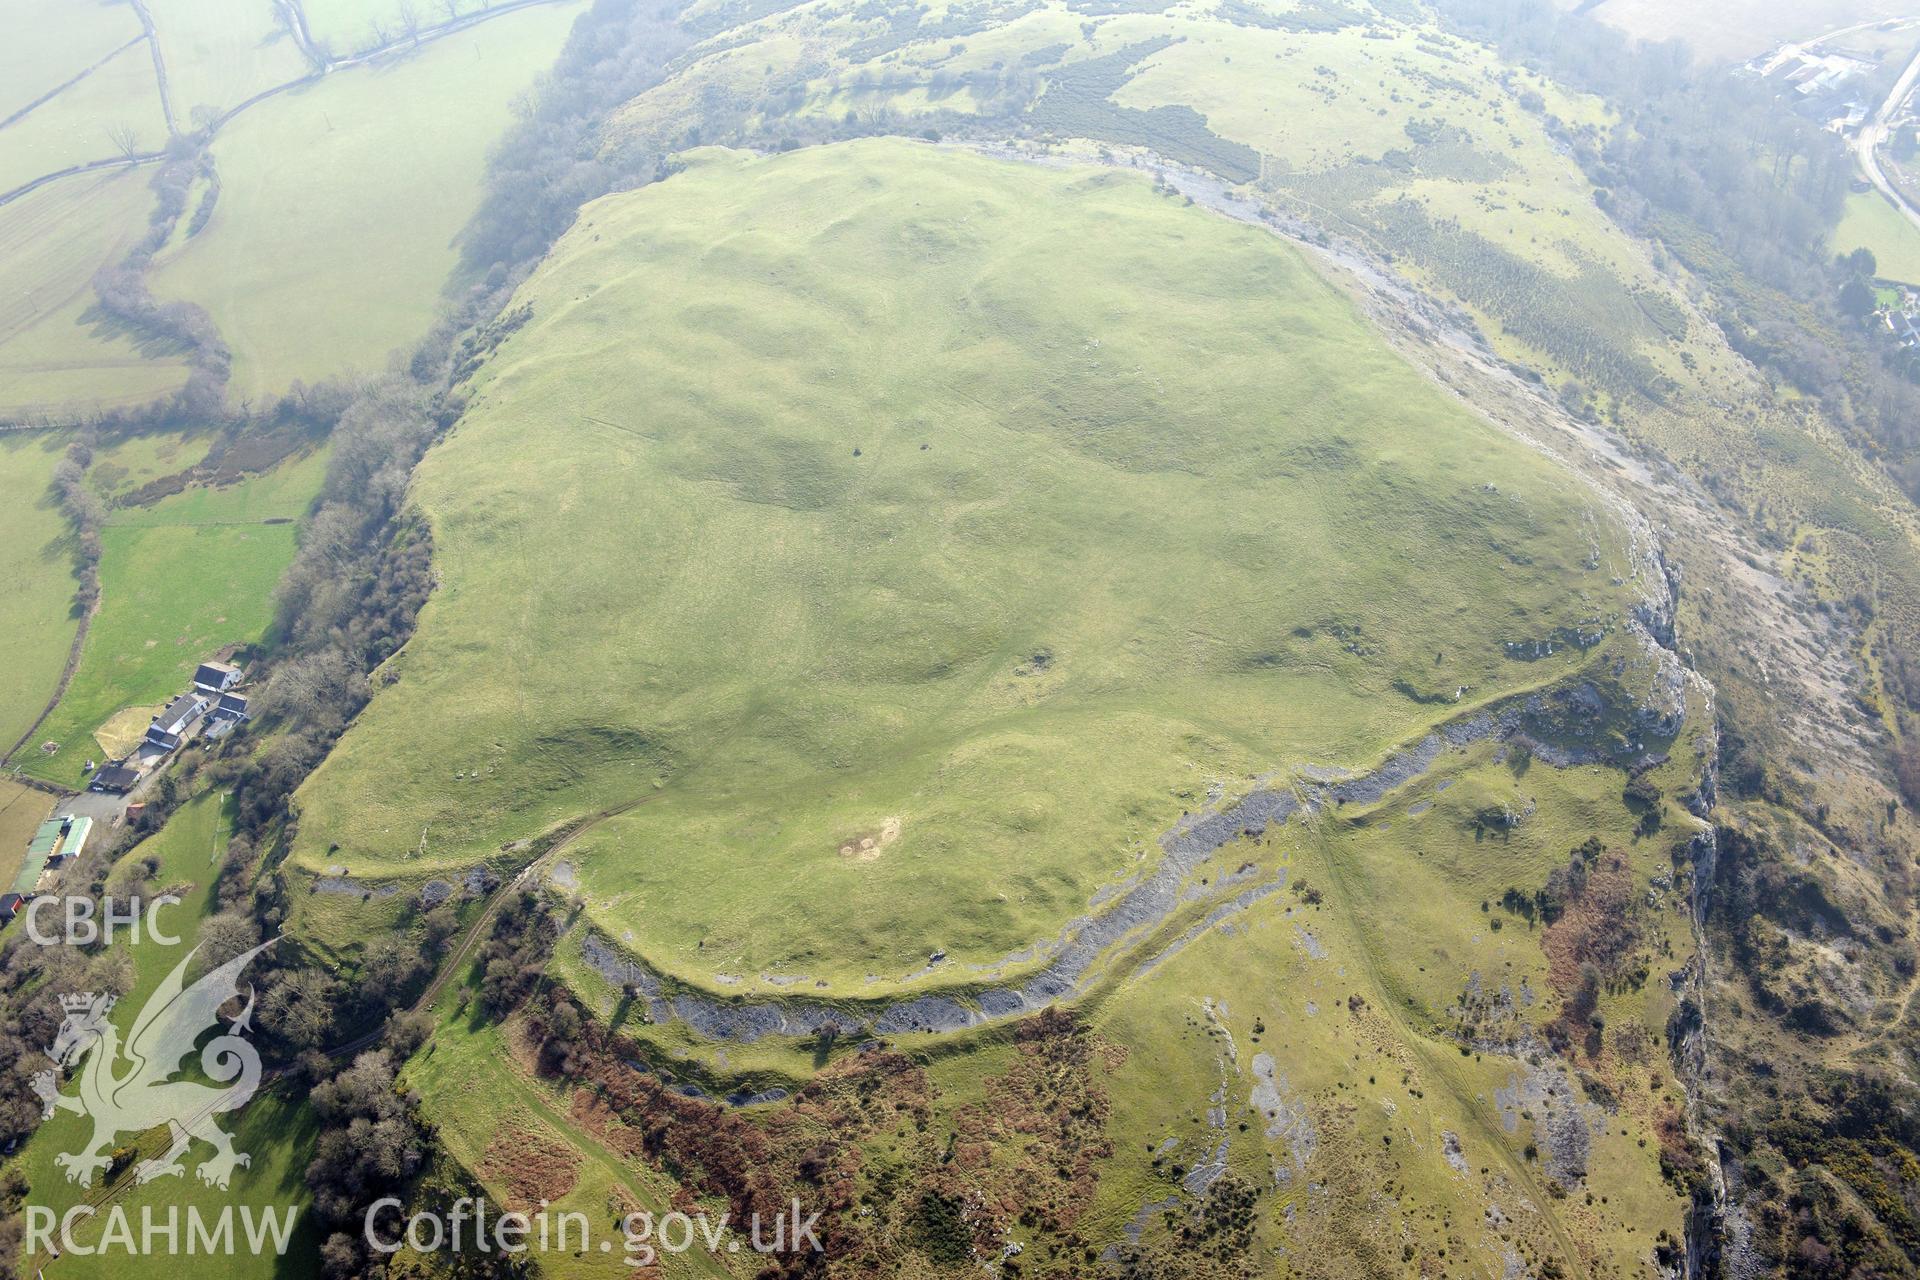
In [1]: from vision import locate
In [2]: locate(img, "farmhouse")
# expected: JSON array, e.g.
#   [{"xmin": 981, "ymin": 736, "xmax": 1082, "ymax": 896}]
[
  {"xmin": 193, "ymin": 660, "xmax": 243, "ymax": 693},
  {"xmin": 204, "ymin": 691, "xmax": 252, "ymax": 741},
  {"xmin": 146, "ymin": 692, "xmax": 210, "ymax": 752},
  {"xmin": 1748, "ymin": 43, "xmax": 1873, "ymax": 117}
]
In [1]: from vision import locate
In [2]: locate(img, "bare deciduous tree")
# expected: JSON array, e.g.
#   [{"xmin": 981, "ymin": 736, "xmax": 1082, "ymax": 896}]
[{"xmin": 104, "ymin": 120, "xmax": 142, "ymax": 159}]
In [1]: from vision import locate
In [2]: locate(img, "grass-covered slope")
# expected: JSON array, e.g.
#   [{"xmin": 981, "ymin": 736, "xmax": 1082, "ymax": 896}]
[
  {"xmin": 292, "ymin": 139, "xmax": 1632, "ymax": 987},
  {"xmin": 607, "ymin": 0, "xmax": 1697, "ymax": 406}
]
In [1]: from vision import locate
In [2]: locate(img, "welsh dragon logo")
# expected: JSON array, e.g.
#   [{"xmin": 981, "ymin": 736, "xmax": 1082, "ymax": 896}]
[{"xmin": 31, "ymin": 941, "xmax": 273, "ymax": 1190}]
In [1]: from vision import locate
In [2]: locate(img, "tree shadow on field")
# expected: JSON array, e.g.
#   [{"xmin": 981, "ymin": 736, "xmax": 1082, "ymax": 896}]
[
  {"xmin": 609, "ymin": 989, "xmax": 636, "ymax": 1034},
  {"xmin": 79, "ymin": 301, "xmax": 194, "ymax": 361}
]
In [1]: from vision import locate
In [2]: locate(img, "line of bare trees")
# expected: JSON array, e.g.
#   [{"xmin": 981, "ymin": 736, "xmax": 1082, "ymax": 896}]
[{"xmin": 79, "ymin": 142, "xmax": 232, "ymax": 425}]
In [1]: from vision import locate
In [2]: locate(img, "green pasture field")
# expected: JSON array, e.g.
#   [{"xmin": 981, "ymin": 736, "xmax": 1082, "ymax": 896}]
[
  {"xmin": 18, "ymin": 432, "xmax": 327, "ymax": 784},
  {"xmin": 18, "ymin": 433, "xmax": 327, "ymax": 784},
  {"xmin": 12, "ymin": 791, "xmax": 322, "ymax": 1280},
  {"xmin": 85, "ymin": 429, "xmax": 216, "ymax": 503},
  {"xmin": 20, "ymin": 520, "xmax": 293, "ymax": 785},
  {"xmin": 0, "ymin": 0, "xmax": 588, "ymax": 425},
  {"xmin": 1834, "ymin": 190, "xmax": 1920, "ymax": 286},
  {"xmin": 0, "ymin": 778, "xmax": 53, "ymax": 893},
  {"xmin": 0, "ymin": 41, "xmax": 168, "ymax": 195},
  {"xmin": 291, "ymin": 139, "xmax": 1634, "ymax": 997},
  {"xmin": 0, "ymin": 0, "xmax": 145, "ymax": 124},
  {"xmin": 146, "ymin": 0, "xmax": 309, "ymax": 124},
  {"xmin": 0, "ymin": 170, "xmax": 190, "ymax": 421},
  {"xmin": 14, "ymin": 1087, "xmax": 318, "ymax": 1280},
  {"xmin": 148, "ymin": 0, "xmax": 584, "ymax": 401},
  {"xmin": 0, "ymin": 431, "xmax": 80, "ymax": 759},
  {"xmin": 106, "ymin": 440, "xmax": 330, "ymax": 527}
]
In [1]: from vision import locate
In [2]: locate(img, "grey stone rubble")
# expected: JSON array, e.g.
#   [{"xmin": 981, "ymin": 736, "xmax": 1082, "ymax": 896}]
[
  {"xmin": 315, "ymin": 875, "xmax": 400, "ymax": 897},
  {"xmin": 1182, "ymin": 1138, "xmax": 1231, "ymax": 1195},
  {"xmin": 1249, "ymin": 1052, "xmax": 1317, "ymax": 1184},
  {"xmin": 1100, "ymin": 1194, "xmax": 1182, "ymax": 1263},
  {"xmin": 1494, "ymin": 1064, "xmax": 1594, "ymax": 1187},
  {"xmin": 578, "ymin": 780, "xmax": 1313, "ymax": 1046},
  {"xmin": 1132, "ymin": 874, "xmax": 1291, "ymax": 982},
  {"xmin": 573, "ymin": 680, "xmax": 1670, "ymax": 1073}
]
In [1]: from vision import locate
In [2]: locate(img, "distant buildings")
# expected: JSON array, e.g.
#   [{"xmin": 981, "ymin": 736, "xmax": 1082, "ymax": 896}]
[
  {"xmin": 1746, "ymin": 42, "xmax": 1876, "ymax": 123},
  {"xmin": 1880, "ymin": 292, "xmax": 1920, "ymax": 347},
  {"xmin": 1830, "ymin": 101, "xmax": 1870, "ymax": 134}
]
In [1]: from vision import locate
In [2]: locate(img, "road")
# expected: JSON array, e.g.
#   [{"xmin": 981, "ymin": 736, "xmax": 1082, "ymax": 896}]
[
  {"xmin": 318, "ymin": 857, "xmax": 543, "ymax": 1060},
  {"xmin": 1854, "ymin": 28, "xmax": 1920, "ymax": 234},
  {"xmin": 1805, "ymin": 16, "xmax": 1920, "ymax": 51}
]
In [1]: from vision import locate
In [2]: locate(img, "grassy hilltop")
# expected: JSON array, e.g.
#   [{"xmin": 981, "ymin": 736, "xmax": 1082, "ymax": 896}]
[
  {"xmin": 291, "ymin": 138, "xmax": 1632, "ymax": 989},
  {"xmin": 8, "ymin": 0, "xmax": 1913, "ymax": 1272}
]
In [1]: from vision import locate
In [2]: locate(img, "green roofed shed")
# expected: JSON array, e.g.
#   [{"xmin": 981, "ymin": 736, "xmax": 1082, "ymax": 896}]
[
  {"xmin": 11, "ymin": 818, "xmax": 77, "ymax": 897},
  {"xmin": 58, "ymin": 816, "xmax": 91, "ymax": 861},
  {"xmin": 12, "ymin": 849, "xmax": 53, "ymax": 895}
]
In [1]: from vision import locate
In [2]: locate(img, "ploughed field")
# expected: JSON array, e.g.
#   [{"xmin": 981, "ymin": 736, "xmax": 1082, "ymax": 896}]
[{"xmin": 290, "ymin": 138, "xmax": 1632, "ymax": 993}]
